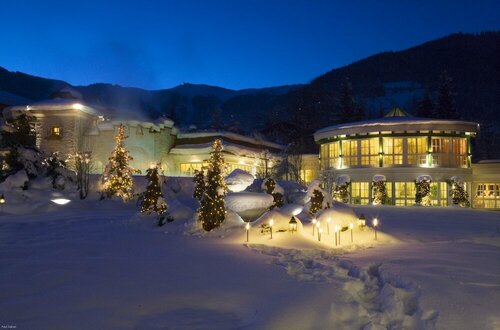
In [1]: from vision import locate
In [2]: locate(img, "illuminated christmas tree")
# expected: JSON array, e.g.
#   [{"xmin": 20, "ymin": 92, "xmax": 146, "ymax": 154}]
[
  {"xmin": 140, "ymin": 164, "xmax": 167, "ymax": 215},
  {"xmin": 449, "ymin": 177, "xmax": 470, "ymax": 207},
  {"xmin": 309, "ymin": 189, "xmax": 324, "ymax": 216},
  {"xmin": 193, "ymin": 169, "xmax": 205, "ymax": 200},
  {"xmin": 198, "ymin": 139, "xmax": 226, "ymax": 231},
  {"xmin": 100, "ymin": 124, "xmax": 136, "ymax": 202}
]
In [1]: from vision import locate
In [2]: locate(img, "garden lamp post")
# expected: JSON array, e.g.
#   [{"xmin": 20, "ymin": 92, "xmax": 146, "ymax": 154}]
[
  {"xmin": 289, "ymin": 216, "xmax": 297, "ymax": 234},
  {"xmin": 269, "ymin": 218, "xmax": 274, "ymax": 239},
  {"xmin": 373, "ymin": 218, "xmax": 378, "ymax": 240},
  {"xmin": 245, "ymin": 222, "xmax": 250, "ymax": 242},
  {"xmin": 349, "ymin": 223, "xmax": 354, "ymax": 242},
  {"xmin": 312, "ymin": 218, "xmax": 317, "ymax": 236}
]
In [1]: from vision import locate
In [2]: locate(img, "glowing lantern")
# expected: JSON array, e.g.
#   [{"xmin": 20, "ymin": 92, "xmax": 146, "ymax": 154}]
[
  {"xmin": 289, "ymin": 216, "xmax": 297, "ymax": 233},
  {"xmin": 358, "ymin": 213, "xmax": 366, "ymax": 228},
  {"xmin": 0, "ymin": 194, "xmax": 5, "ymax": 204},
  {"xmin": 373, "ymin": 218, "xmax": 379, "ymax": 240}
]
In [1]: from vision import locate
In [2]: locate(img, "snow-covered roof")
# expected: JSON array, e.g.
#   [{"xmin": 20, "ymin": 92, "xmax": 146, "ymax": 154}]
[
  {"xmin": 170, "ymin": 141, "xmax": 280, "ymax": 159},
  {"xmin": 177, "ymin": 131, "xmax": 285, "ymax": 151},
  {"xmin": 315, "ymin": 116, "xmax": 479, "ymax": 142},
  {"xmin": 0, "ymin": 91, "xmax": 33, "ymax": 106},
  {"xmin": 97, "ymin": 118, "xmax": 175, "ymax": 132},
  {"xmin": 6, "ymin": 98, "xmax": 99, "ymax": 116}
]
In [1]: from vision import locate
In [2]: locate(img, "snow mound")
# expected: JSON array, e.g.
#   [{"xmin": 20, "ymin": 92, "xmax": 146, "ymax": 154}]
[
  {"xmin": 450, "ymin": 176, "xmax": 464, "ymax": 185},
  {"xmin": 373, "ymin": 174, "xmax": 386, "ymax": 182},
  {"xmin": 260, "ymin": 178, "xmax": 285, "ymax": 194},
  {"xmin": 225, "ymin": 169, "xmax": 255, "ymax": 192},
  {"xmin": 416, "ymin": 175, "xmax": 432, "ymax": 183},
  {"xmin": 0, "ymin": 170, "xmax": 28, "ymax": 190},
  {"xmin": 225, "ymin": 192, "xmax": 273, "ymax": 220},
  {"xmin": 336, "ymin": 174, "xmax": 351, "ymax": 185},
  {"xmin": 316, "ymin": 202, "xmax": 358, "ymax": 227}
]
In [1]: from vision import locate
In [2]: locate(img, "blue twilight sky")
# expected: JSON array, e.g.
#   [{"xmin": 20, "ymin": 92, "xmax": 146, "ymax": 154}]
[{"xmin": 0, "ymin": 0, "xmax": 499, "ymax": 90}]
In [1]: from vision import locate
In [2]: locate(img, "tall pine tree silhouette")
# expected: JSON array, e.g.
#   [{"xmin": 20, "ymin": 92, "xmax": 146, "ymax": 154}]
[
  {"xmin": 338, "ymin": 77, "xmax": 356, "ymax": 123},
  {"xmin": 416, "ymin": 90, "xmax": 434, "ymax": 117},
  {"xmin": 435, "ymin": 71, "xmax": 459, "ymax": 119}
]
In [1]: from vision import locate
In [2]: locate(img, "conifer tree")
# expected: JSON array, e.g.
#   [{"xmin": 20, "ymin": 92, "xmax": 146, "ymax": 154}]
[
  {"xmin": 198, "ymin": 139, "xmax": 227, "ymax": 231},
  {"xmin": 101, "ymin": 124, "xmax": 136, "ymax": 202},
  {"xmin": 436, "ymin": 71, "xmax": 459, "ymax": 119},
  {"xmin": 309, "ymin": 189, "xmax": 324, "ymax": 216},
  {"xmin": 193, "ymin": 169, "xmax": 205, "ymax": 200},
  {"xmin": 416, "ymin": 91, "xmax": 434, "ymax": 118},
  {"xmin": 140, "ymin": 164, "xmax": 167, "ymax": 215},
  {"xmin": 338, "ymin": 78, "xmax": 356, "ymax": 123}
]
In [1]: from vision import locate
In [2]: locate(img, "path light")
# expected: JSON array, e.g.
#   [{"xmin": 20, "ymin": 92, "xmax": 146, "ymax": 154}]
[
  {"xmin": 318, "ymin": 228, "xmax": 323, "ymax": 242},
  {"xmin": 358, "ymin": 213, "xmax": 366, "ymax": 228},
  {"xmin": 338, "ymin": 225, "xmax": 341, "ymax": 245},
  {"xmin": 334, "ymin": 226, "xmax": 338, "ymax": 246},
  {"xmin": 373, "ymin": 218, "xmax": 379, "ymax": 240},
  {"xmin": 312, "ymin": 218, "xmax": 317, "ymax": 236},
  {"xmin": 51, "ymin": 198, "xmax": 71, "ymax": 205},
  {"xmin": 326, "ymin": 217, "xmax": 331, "ymax": 234},
  {"xmin": 269, "ymin": 218, "xmax": 274, "ymax": 239},
  {"xmin": 289, "ymin": 216, "xmax": 297, "ymax": 234},
  {"xmin": 349, "ymin": 223, "xmax": 354, "ymax": 242},
  {"xmin": 245, "ymin": 222, "xmax": 250, "ymax": 242},
  {"xmin": 0, "ymin": 194, "xmax": 5, "ymax": 213}
]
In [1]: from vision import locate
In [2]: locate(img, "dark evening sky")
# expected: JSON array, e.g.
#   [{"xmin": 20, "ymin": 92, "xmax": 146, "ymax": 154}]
[{"xmin": 1, "ymin": 0, "xmax": 499, "ymax": 90}]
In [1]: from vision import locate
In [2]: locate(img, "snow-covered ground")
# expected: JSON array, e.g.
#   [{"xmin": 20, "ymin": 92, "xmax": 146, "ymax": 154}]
[{"xmin": 1, "ymin": 193, "xmax": 499, "ymax": 329}]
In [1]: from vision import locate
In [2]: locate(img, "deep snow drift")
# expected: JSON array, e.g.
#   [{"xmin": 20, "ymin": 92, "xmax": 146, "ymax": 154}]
[{"xmin": 1, "ymin": 180, "xmax": 499, "ymax": 329}]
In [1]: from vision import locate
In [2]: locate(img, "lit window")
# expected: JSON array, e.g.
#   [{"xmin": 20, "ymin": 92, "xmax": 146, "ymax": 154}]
[
  {"xmin": 383, "ymin": 138, "xmax": 403, "ymax": 166},
  {"xmin": 51, "ymin": 127, "xmax": 62, "ymax": 137}
]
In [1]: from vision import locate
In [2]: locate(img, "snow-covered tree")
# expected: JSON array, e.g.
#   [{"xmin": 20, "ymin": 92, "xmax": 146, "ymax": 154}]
[
  {"xmin": 193, "ymin": 169, "xmax": 205, "ymax": 200},
  {"xmin": 333, "ymin": 175, "xmax": 351, "ymax": 203},
  {"xmin": 372, "ymin": 175, "xmax": 388, "ymax": 205},
  {"xmin": 140, "ymin": 164, "xmax": 167, "ymax": 218},
  {"xmin": 100, "ymin": 124, "xmax": 136, "ymax": 202},
  {"xmin": 262, "ymin": 177, "xmax": 284, "ymax": 209},
  {"xmin": 415, "ymin": 176, "xmax": 432, "ymax": 206},
  {"xmin": 198, "ymin": 139, "xmax": 227, "ymax": 231},
  {"xmin": 309, "ymin": 189, "xmax": 324, "ymax": 216},
  {"xmin": 43, "ymin": 152, "xmax": 67, "ymax": 189},
  {"xmin": 73, "ymin": 151, "xmax": 92, "ymax": 199},
  {"xmin": 449, "ymin": 176, "xmax": 470, "ymax": 207}
]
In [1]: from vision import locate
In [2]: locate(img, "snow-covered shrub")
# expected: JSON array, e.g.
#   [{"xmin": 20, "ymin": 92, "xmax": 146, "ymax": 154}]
[
  {"xmin": 333, "ymin": 175, "xmax": 350, "ymax": 203},
  {"xmin": 448, "ymin": 176, "xmax": 470, "ymax": 207},
  {"xmin": 309, "ymin": 189, "xmax": 324, "ymax": 216},
  {"xmin": 262, "ymin": 177, "xmax": 285, "ymax": 209},
  {"xmin": 415, "ymin": 175, "xmax": 432, "ymax": 206},
  {"xmin": 372, "ymin": 175, "xmax": 388, "ymax": 205},
  {"xmin": 225, "ymin": 192, "xmax": 273, "ymax": 220}
]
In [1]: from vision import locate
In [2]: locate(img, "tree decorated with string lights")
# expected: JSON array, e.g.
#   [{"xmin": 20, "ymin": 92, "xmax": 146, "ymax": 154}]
[
  {"xmin": 309, "ymin": 189, "xmax": 324, "ymax": 216},
  {"xmin": 193, "ymin": 169, "xmax": 205, "ymax": 201},
  {"xmin": 140, "ymin": 164, "xmax": 167, "ymax": 216},
  {"xmin": 100, "ymin": 124, "xmax": 136, "ymax": 202},
  {"xmin": 198, "ymin": 139, "xmax": 227, "ymax": 231}
]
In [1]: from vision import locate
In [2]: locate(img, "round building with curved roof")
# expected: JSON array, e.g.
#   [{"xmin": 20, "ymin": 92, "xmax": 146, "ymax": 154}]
[{"xmin": 314, "ymin": 108, "xmax": 479, "ymax": 206}]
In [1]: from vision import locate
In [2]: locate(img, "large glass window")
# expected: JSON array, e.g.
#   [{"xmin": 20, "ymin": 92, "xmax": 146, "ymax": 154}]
[
  {"xmin": 180, "ymin": 163, "xmax": 204, "ymax": 176},
  {"xmin": 452, "ymin": 138, "xmax": 467, "ymax": 167},
  {"xmin": 342, "ymin": 140, "xmax": 358, "ymax": 167},
  {"xmin": 320, "ymin": 142, "xmax": 340, "ymax": 169},
  {"xmin": 383, "ymin": 138, "xmax": 403, "ymax": 166},
  {"xmin": 407, "ymin": 137, "xmax": 427, "ymax": 165},
  {"xmin": 394, "ymin": 182, "xmax": 415, "ymax": 206},
  {"xmin": 474, "ymin": 183, "xmax": 500, "ymax": 209},
  {"xmin": 351, "ymin": 182, "xmax": 369, "ymax": 205},
  {"xmin": 360, "ymin": 138, "xmax": 379, "ymax": 167}
]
